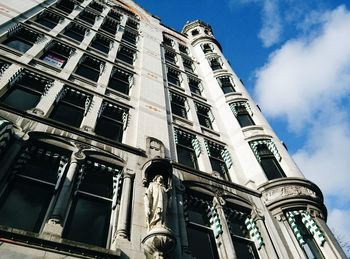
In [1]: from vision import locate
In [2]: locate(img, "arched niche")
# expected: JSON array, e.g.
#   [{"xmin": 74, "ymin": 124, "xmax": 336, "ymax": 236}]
[{"xmin": 142, "ymin": 158, "xmax": 173, "ymax": 189}]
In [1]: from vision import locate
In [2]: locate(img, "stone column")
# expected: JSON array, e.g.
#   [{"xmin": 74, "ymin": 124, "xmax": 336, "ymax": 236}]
[
  {"xmin": 43, "ymin": 153, "xmax": 83, "ymax": 236},
  {"xmin": 114, "ymin": 169, "xmax": 135, "ymax": 240}
]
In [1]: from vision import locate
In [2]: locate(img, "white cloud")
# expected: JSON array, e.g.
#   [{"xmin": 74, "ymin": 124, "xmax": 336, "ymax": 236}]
[
  {"xmin": 258, "ymin": 0, "xmax": 282, "ymax": 47},
  {"xmin": 254, "ymin": 5, "xmax": 350, "ymax": 131},
  {"xmin": 328, "ymin": 209, "xmax": 350, "ymax": 256}
]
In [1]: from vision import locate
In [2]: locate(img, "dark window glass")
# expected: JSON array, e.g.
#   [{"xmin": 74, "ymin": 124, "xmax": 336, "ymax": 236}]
[
  {"xmin": 219, "ymin": 77, "xmax": 235, "ymax": 94},
  {"xmin": 107, "ymin": 69, "xmax": 131, "ymax": 95},
  {"xmin": 196, "ymin": 105, "xmax": 212, "ymax": 129},
  {"xmin": 210, "ymin": 59, "xmax": 222, "ymax": 71},
  {"xmin": 203, "ymin": 44, "xmax": 213, "ymax": 54},
  {"xmin": 122, "ymin": 31, "xmax": 137, "ymax": 45},
  {"xmin": 192, "ymin": 30, "xmax": 199, "ymax": 36},
  {"xmin": 183, "ymin": 59, "xmax": 194, "ymax": 73},
  {"xmin": 3, "ymin": 28, "xmax": 39, "ymax": 53},
  {"xmin": 163, "ymin": 37, "xmax": 173, "ymax": 47},
  {"xmin": 116, "ymin": 46, "xmax": 135, "ymax": 65},
  {"xmin": 63, "ymin": 195, "xmax": 111, "ymax": 247},
  {"xmin": 56, "ymin": 0, "xmax": 75, "ymax": 14},
  {"xmin": 49, "ymin": 88, "xmax": 89, "ymax": 127},
  {"xmin": 0, "ymin": 178, "xmax": 52, "ymax": 232},
  {"xmin": 171, "ymin": 94, "xmax": 187, "ymax": 118},
  {"xmin": 1, "ymin": 72, "xmax": 48, "ymax": 111},
  {"xmin": 165, "ymin": 51, "xmax": 176, "ymax": 64},
  {"xmin": 206, "ymin": 142, "xmax": 229, "ymax": 180},
  {"xmin": 176, "ymin": 133, "xmax": 197, "ymax": 169},
  {"xmin": 187, "ymin": 225, "xmax": 219, "ymax": 259},
  {"xmin": 179, "ymin": 44, "xmax": 188, "ymax": 54},
  {"xmin": 101, "ymin": 18, "xmax": 118, "ymax": 35},
  {"xmin": 236, "ymin": 105, "xmax": 254, "ymax": 127},
  {"xmin": 257, "ymin": 145, "xmax": 285, "ymax": 180},
  {"xmin": 89, "ymin": 1, "xmax": 104, "ymax": 13},
  {"xmin": 36, "ymin": 12, "xmax": 60, "ymax": 29},
  {"xmin": 90, "ymin": 35, "xmax": 111, "ymax": 54},
  {"xmin": 126, "ymin": 19, "xmax": 138, "ymax": 30},
  {"xmin": 75, "ymin": 55, "xmax": 104, "ymax": 82},
  {"xmin": 79, "ymin": 10, "xmax": 96, "ymax": 25},
  {"xmin": 167, "ymin": 70, "xmax": 180, "ymax": 86},
  {"xmin": 95, "ymin": 104, "xmax": 125, "ymax": 142},
  {"xmin": 189, "ymin": 79, "xmax": 201, "ymax": 95},
  {"xmin": 63, "ymin": 24, "xmax": 86, "ymax": 42},
  {"xmin": 40, "ymin": 41, "xmax": 73, "ymax": 68},
  {"xmin": 107, "ymin": 10, "xmax": 121, "ymax": 21}
]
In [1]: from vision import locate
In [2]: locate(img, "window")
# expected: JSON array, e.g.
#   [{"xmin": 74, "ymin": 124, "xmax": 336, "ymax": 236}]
[
  {"xmin": 78, "ymin": 9, "xmax": 97, "ymax": 25},
  {"xmin": 170, "ymin": 92, "xmax": 188, "ymax": 119},
  {"xmin": 107, "ymin": 67, "xmax": 132, "ymax": 95},
  {"xmin": 225, "ymin": 207, "xmax": 260, "ymax": 259},
  {"xmin": 63, "ymin": 160, "xmax": 122, "ymax": 247},
  {"xmin": 163, "ymin": 36, "xmax": 173, "ymax": 47},
  {"xmin": 95, "ymin": 102, "xmax": 127, "ymax": 142},
  {"xmin": 167, "ymin": 68, "xmax": 181, "ymax": 87},
  {"xmin": 202, "ymin": 43, "xmax": 213, "ymax": 54},
  {"xmin": 195, "ymin": 103, "xmax": 213, "ymax": 129},
  {"xmin": 183, "ymin": 58, "xmax": 194, "ymax": 73},
  {"xmin": 250, "ymin": 140, "xmax": 285, "ymax": 180},
  {"xmin": 107, "ymin": 10, "xmax": 121, "ymax": 21},
  {"xmin": 286, "ymin": 210, "xmax": 325, "ymax": 259},
  {"xmin": 63, "ymin": 23, "xmax": 87, "ymax": 43},
  {"xmin": 88, "ymin": 1, "xmax": 104, "ymax": 13},
  {"xmin": 75, "ymin": 55, "xmax": 105, "ymax": 82},
  {"xmin": 230, "ymin": 102, "xmax": 254, "ymax": 127},
  {"xmin": 100, "ymin": 17, "xmax": 118, "ymax": 36},
  {"xmin": 40, "ymin": 41, "xmax": 75, "ymax": 68},
  {"xmin": 209, "ymin": 57, "xmax": 222, "ymax": 71},
  {"xmin": 188, "ymin": 77, "xmax": 202, "ymax": 96},
  {"xmin": 126, "ymin": 18, "xmax": 139, "ymax": 30},
  {"xmin": 35, "ymin": 11, "xmax": 61, "ymax": 29},
  {"xmin": 218, "ymin": 76, "xmax": 235, "ymax": 94},
  {"xmin": 55, "ymin": 0, "xmax": 75, "ymax": 14},
  {"xmin": 174, "ymin": 129, "xmax": 199, "ymax": 169},
  {"xmin": 116, "ymin": 45, "xmax": 135, "ymax": 65},
  {"xmin": 122, "ymin": 30, "xmax": 137, "ymax": 45},
  {"xmin": 90, "ymin": 34, "xmax": 111, "ymax": 54},
  {"xmin": 0, "ymin": 145, "xmax": 69, "ymax": 233},
  {"xmin": 3, "ymin": 26, "xmax": 40, "ymax": 53},
  {"xmin": 49, "ymin": 87, "xmax": 91, "ymax": 127},
  {"xmin": 164, "ymin": 50, "xmax": 176, "ymax": 65},
  {"xmin": 205, "ymin": 140, "xmax": 232, "ymax": 181},
  {"xmin": 185, "ymin": 193, "xmax": 219, "ymax": 259},
  {"xmin": 192, "ymin": 29, "xmax": 199, "ymax": 36},
  {"xmin": 179, "ymin": 44, "xmax": 188, "ymax": 55},
  {"xmin": 1, "ymin": 70, "xmax": 52, "ymax": 111}
]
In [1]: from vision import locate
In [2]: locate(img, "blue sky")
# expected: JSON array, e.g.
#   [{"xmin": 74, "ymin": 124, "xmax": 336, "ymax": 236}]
[{"xmin": 135, "ymin": 0, "xmax": 350, "ymax": 253}]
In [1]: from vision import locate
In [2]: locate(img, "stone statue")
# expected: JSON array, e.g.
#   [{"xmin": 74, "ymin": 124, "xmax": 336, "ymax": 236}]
[{"xmin": 144, "ymin": 175, "xmax": 171, "ymax": 230}]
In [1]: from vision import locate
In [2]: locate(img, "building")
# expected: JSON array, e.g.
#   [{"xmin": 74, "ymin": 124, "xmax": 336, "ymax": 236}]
[{"xmin": 0, "ymin": 0, "xmax": 346, "ymax": 258}]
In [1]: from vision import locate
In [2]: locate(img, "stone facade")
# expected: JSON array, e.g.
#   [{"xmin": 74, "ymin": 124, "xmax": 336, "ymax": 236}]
[{"xmin": 0, "ymin": 0, "xmax": 346, "ymax": 258}]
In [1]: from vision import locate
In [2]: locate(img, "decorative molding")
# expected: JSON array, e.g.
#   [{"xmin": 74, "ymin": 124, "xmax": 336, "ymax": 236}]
[{"xmin": 262, "ymin": 185, "xmax": 317, "ymax": 204}]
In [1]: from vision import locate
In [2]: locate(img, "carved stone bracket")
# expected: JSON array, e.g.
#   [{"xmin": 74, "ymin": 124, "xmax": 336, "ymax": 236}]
[{"xmin": 142, "ymin": 227, "xmax": 176, "ymax": 259}]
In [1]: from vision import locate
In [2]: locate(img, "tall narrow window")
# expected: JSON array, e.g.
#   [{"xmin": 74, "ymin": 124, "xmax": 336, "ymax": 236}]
[
  {"xmin": 55, "ymin": 0, "xmax": 75, "ymax": 14},
  {"xmin": 188, "ymin": 77, "xmax": 202, "ymax": 96},
  {"xmin": 78, "ymin": 9, "xmax": 97, "ymax": 25},
  {"xmin": 163, "ymin": 36, "xmax": 173, "ymax": 47},
  {"xmin": 75, "ymin": 55, "xmax": 105, "ymax": 82},
  {"xmin": 107, "ymin": 10, "xmax": 121, "ymax": 21},
  {"xmin": 49, "ymin": 87, "xmax": 91, "ymax": 127},
  {"xmin": 230, "ymin": 102, "xmax": 254, "ymax": 127},
  {"xmin": 179, "ymin": 44, "xmax": 189, "ymax": 55},
  {"xmin": 1, "ymin": 70, "xmax": 52, "ymax": 111},
  {"xmin": 174, "ymin": 129, "xmax": 199, "ymax": 169},
  {"xmin": 88, "ymin": 1, "xmax": 104, "ymax": 13},
  {"xmin": 90, "ymin": 34, "xmax": 111, "ymax": 54},
  {"xmin": 126, "ymin": 18, "xmax": 139, "ymax": 30},
  {"xmin": 100, "ymin": 17, "xmax": 119, "ymax": 36},
  {"xmin": 122, "ymin": 30, "xmax": 137, "ymax": 46},
  {"xmin": 116, "ymin": 45, "xmax": 135, "ymax": 65},
  {"xmin": 183, "ymin": 58, "xmax": 194, "ymax": 73},
  {"xmin": 195, "ymin": 103, "xmax": 213, "ymax": 129},
  {"xmin": 209, "ymin": 57, "xmax": 222, "ymax": 71},
  {"xmin": 40, "ymin": 41, "xmax": 75, "ymax": 68},
  {"xmin": 167, "ymin": 68, "xmax": 181, "ymax": 87},
  {"xmin": 185, "ymin": 193, "xmax": 219, "ymax": 259},
  {"xmin": 250, "ymin": 140, "xmax": 285, "ymax": 180},
  {"xmin": 63, "ymin": 23, "xmax": 87, "ymax": 43},
  {"xmin": 63, "ymin": 160, "xmax": 122, "ymax": 247},
  {"xmin": 202, "ymin": 43, "xmax": 213, "ymax": 54},
  {"xmin": 3, "ymin": 26, "xmax": 40, "ymax": 53},
  {"xmin": 218, "ymin": 76, "xmax": 235, "ymax": 94},
  {"xmin": 95, "ymin": 102, "xmax": 128, "ymax": 142},
  {"xmin": 0, "ymin": 145, "xmax": 69, "ymax": 233},
  {"xmin": 164, "ymin": 49, "xmax": 176, "ymax": 65},
  {"xmin": 286, "ymin": 210, "xmax": 325, "ymax": 259},
  {"xmin": 35, "ymin": 11, "xmax": 61, "ymax": 29},
  {"xmin": 107, "ymin": 67, "xmax": 132, "ymax": 95},
  {"xmin": 170, "ymin": 92, "xmax": 188, "ymax": 119},
  {"xmin": 205, "ymin": 140, "xmax": 232, "ymax": 181},
  {"xmin": 225, "ymin": 207, "xmax": 260, "ymax": 259}
]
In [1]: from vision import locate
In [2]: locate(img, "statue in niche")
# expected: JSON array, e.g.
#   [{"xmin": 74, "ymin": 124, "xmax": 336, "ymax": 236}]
[{"xmin": 144, "ymin": 175, "xmax": 171, "ymax": 230}]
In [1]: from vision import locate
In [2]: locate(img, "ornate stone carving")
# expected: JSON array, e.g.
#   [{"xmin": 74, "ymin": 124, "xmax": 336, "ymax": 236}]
[
  {"xmin": 262, "ymin": 185, "xmax": 317, "ymax": 204},
  {"xmin": 146, "ymin": 137, "xmax": 165, "ymax": 159}
]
